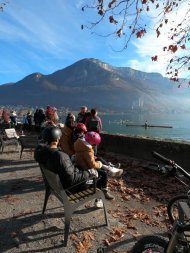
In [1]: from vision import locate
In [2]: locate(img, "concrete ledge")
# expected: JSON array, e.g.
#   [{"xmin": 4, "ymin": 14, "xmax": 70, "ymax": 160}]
[{"xmin": 100, "ymin": 133, "xmax": 190, "ymax": 171}]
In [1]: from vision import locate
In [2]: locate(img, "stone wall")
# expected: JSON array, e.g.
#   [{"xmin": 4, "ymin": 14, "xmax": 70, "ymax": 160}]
[{"xmin": 100, "ymin": 133, "xmax": 190, "ymax": 171}]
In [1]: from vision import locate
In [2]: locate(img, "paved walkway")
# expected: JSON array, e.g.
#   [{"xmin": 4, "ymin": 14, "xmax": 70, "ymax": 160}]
[{"xmin": 0, "ymin": 145, "xmax": 184, "ymax": 252}]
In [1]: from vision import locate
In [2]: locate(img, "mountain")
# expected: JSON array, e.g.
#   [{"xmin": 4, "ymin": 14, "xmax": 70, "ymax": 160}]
[{"xmin": 0, "ymin": 58, "xmax": 189, "ymax": 112}]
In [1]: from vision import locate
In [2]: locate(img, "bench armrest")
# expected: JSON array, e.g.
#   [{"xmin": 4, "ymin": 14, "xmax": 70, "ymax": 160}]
[{"xmin": 65, "ymin": 175, "xmax": 97, "ymax": 195}]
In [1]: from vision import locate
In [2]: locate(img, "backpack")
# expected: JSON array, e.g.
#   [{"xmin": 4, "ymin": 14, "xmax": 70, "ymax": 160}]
[{"xmin": 87, "ymin": 116, "xmax": 100, "ymax": 132}]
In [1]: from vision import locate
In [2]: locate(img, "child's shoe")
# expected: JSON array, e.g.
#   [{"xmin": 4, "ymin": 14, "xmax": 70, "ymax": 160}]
[
  {"xmin": 94, "ymin": 199, "xmax": 103, "ymax": 208},
  {"xmin": 108, "ymin": 162, "xmax": 121, "ymax": 169},
  {"xmin": 106, "ymin": 166, "xmax": 123, "ymax": 177}
]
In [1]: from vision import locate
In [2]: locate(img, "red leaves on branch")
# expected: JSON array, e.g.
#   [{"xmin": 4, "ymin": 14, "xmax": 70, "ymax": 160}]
[
  {"xmin": 108, "ymin": 0, "xmax": 116, "ymax": 8},
  {"xmin": 170, "ymin": 77, "xmax": 179, "ymax": 82},
  {"xmin": 156, "ymin": 28, "xmax": 160, "ymax": 38},
  {"xmin": 136, "ymin": 29, "xmax": 146, "ymax": 38},
  {"xmin": 142, "ymin": 0, "xmax": 147, "ymax": 4},
  {"xmin": 116, "ymin": 28, "xmax": 123, "ymax": 37},
  {"xmin": 164, "ymin": 5, "xmax": 172, "ymax": 13},
  {"xmin": 168, "ymin": 45, "xmax": 178, "ymax": 53},
  {"xmin": 98, "ymin": 0, "xmax": 104, "ymax": 16},
  {"xmin": 98, "ymin": 9, "xmax": 104, "ymax": 15},
  {"xmin": 109, "ymin": 15, "xmax": 118, "ymax": 24},
  {"xmin": 151, "ymin": 55, "xmax": 158, "ymax": 61},
  {"xmin": 180, "ymin": 44, "xmax": 186, "ymax": 49}
]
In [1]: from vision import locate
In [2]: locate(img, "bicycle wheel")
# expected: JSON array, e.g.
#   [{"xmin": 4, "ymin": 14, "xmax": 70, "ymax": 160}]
[
  {"xmin": 167, "ymin": 195, "xmax": 190, "ymax": 224},
  {"xmin": 131, "ymin": 235, "xmax": 168, "ymax": 253}
]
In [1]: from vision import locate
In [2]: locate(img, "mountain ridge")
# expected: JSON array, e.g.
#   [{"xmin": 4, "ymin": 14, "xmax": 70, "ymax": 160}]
[{"xmin": 0, "ymin": 58, "xmax": 189, "ymax": 112}]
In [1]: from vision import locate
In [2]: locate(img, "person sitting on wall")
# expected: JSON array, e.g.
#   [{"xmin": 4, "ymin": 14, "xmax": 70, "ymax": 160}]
[{"xmin": 74, "ymin": 131, "xmax": 123, "ymax": 207}]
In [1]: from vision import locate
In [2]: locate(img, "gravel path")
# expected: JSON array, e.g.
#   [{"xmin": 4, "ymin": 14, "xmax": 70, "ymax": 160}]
[{"xmin": 0, "ymin": 145, "xmax": 184, "ymax": 253}]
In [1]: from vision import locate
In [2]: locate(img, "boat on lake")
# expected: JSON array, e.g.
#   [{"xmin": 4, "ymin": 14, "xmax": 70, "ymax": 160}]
[{"xmin": 126, "ymin": 124, "xmax": 173, "ymax": 128}]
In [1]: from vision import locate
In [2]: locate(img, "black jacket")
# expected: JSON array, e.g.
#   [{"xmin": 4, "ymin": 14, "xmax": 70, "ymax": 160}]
[{"xmin": 34, "ymin": 144, "xmax": 90, "ymax": 189}]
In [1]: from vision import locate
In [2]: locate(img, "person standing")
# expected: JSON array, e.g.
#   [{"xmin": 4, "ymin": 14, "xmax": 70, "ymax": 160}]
[
  {"xmin": 10, "ymin": 111, "xmax": 17, "ymax": 128},
  {"xmin": 42, "ymin": 106, "xmax": 59, "ymax": 128},
  {"xmin": 26, "ymin": 111, "xmax": 32, "ymax": 132},
  {"xmin": 76, "ymin": 106, "xmax": 89, "ymax": 124},
  {"xmin": 85, "ymin": 108, "xmax": 102, "ymax": 133},
  {"xmin": 2, "ymin": 109, "xmax": 10, "ymax": 128},
  {"xmin": 85, "ymin": 108, "xmax": 102, "ymax": 155}
]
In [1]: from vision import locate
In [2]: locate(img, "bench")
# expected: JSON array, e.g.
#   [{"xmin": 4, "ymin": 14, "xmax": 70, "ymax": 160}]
[
  {"xmin": 5, "ymin": 128, "xmax": 20, "ymax": 139},
  {"xmin": 39, "ymin": 165, "xmax": 109, "ymax": 246},
  {"xmin": 0, "ymin": 128, "xmax": 20, "ymax": 153},
  {"xmin": 19, "ymin": 135, "xmax": 39, "ymax": 159}
]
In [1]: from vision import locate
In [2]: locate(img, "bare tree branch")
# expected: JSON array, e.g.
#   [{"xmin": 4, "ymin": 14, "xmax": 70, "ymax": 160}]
[{"xmin": 82, "ymin": 0, "xmax": 190, "ymax": 83}]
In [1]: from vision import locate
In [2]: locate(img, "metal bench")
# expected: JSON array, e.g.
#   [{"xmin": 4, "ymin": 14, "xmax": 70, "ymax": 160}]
[
  {"xmin": 40, "ymin": 165, "xmax": 109, "ymax": 246},
  {"xmin": 19, "ymin": 135, "xmax": 39, "ymax": 159},
  {"xmin": 5, "ymin": 128, "xmax": 20, "ymax": 139},
  {"xmin": 0, "ymin": 128, "xmax": 20, "ymax": 153}
]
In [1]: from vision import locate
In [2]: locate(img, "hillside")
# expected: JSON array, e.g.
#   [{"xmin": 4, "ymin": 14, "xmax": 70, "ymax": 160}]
[{"xmin": 0, "ymin": 58, "xmax": 189, "ymax": 112}]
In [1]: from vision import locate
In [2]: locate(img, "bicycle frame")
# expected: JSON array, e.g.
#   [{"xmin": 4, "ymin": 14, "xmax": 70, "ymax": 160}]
[{"xmin": 166, "ymin": 221, "xmax": 190, "ymax": 253}]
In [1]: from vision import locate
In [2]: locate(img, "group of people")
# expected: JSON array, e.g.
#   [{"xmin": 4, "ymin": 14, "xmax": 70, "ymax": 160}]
[
  {"xmin": 35, "ymin": 105, "xmax": 123, "ymax": 208},
  {"xmin": 0, "ymin": 109, "xmax": 17, "ymax": 128}
]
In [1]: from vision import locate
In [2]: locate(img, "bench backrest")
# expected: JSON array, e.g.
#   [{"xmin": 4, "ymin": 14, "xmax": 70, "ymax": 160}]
[
  {"xmin": 19, "ymin": 135, "xmax": 39, "ymax": 148},
  {"xmin": 40, "ymin": 165, "xmax": 68, "ymax": 202},
  {"xmin": 5, "ymin": 128, "xmax": 19, "ymax": 139},
  {"xmin": 40, "ymin": 164, "xmax": 97, "ymax": 205}
]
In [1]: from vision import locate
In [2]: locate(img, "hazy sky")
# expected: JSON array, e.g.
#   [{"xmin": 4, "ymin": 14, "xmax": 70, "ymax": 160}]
[{"xmin": 0, "ymin": 0, "xmax": 186, "ymax": 85}]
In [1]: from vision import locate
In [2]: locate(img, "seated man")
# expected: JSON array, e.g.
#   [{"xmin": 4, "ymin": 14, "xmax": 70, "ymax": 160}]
[{"xmin": 34, "ymin": 126, "xmax": 114, "ymax": 208}]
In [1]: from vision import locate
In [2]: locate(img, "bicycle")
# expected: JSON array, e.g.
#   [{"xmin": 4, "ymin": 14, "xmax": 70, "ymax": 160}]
[
  {"xmin": 131, "ymin": 200, "xmax": 190, "ymax": 253},
  {"xmin": 151, "ymin": 151, "xmax": 190, "ymax": 224},
  {"xmin": 97, "ymin": 152, "xmax": 190, "ymax": 253}
]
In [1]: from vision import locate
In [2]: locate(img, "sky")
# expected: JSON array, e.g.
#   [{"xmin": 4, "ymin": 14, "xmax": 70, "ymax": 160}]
[{"xmin": 0, "ymin": 0, "xmax": 188, "ymax": 85}]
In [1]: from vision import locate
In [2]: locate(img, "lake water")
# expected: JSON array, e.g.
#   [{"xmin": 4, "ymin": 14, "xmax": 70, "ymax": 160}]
[
  {"xmin": 100, "ymin": 113, "xmax": 190, "ymax": 142},
  {"xmin": 18, "ymin": 112, "xmax": 190, "ymax": 142}
]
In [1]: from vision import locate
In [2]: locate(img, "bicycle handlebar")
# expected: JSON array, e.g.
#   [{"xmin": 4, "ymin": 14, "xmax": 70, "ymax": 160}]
[
  {"xmin": 152, "ymin": 151, "xmax": 190, "ymax": 180},
  {"xmin": 152, "ymin": 151, "xmax": 174, "ymax": 166}
]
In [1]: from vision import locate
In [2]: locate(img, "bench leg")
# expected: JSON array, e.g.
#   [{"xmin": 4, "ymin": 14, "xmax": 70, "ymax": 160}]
[
  {"xmin": 42, "ymin": 188, "xmax": 51, "ymax": 214},
  {"xmin": 20, "ymin": 147, "xmax": 23, "ymax": 159},
  {"xmin": 1, "ymin": 144, "xmax": 4, "ymax": 154},
  {"xmin": 103, "ymin": 202, "xmax": 109, "ymax": 227},
  {"xmin": 63, "ymin": 211, "xmax": 73, "ymax": 247},
  {"xmin": 16, "ymin": 141, "xmax": 20, "ymax": 153}
]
